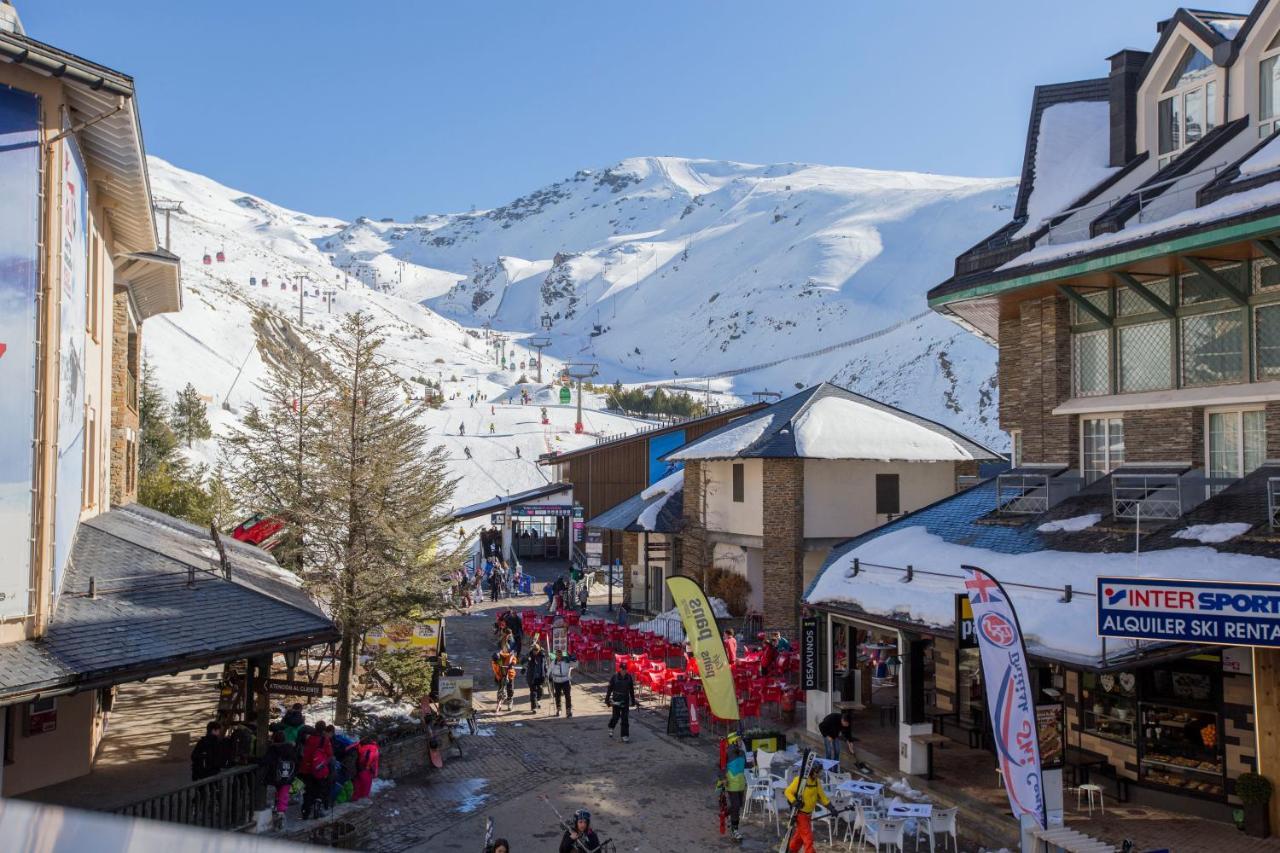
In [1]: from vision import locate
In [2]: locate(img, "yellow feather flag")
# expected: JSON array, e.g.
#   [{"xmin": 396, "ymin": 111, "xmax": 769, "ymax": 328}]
[{"xmin": 666, "ymin": 576, "xmax": 739, "ymax": 721}]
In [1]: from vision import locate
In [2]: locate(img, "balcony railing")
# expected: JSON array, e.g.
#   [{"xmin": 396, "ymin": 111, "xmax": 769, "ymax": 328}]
[
  {"xmin": 1111, "ymin": 469, "xmax": 1211, "ymax": 521},
  {"xmin": 996, "ymin": 468, "xmax": 1078, "ymax": 515},
  {"xmin": 112, "ymin": 765, "xmax": 259, "ymax": 831}
]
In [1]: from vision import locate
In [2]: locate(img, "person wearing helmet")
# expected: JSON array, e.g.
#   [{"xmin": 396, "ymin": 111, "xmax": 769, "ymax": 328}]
[
  {"xmin": 486, "ymin": 839, "xmax": 510, "ymax": 853},
  {"xmin": 783, "ymin": 762, "xmax": 830, "ymax": 853},
  {"xmin": 549, "ymin": 650, "xmax": 575, "ymax": 717},
  {"xmin": 604, "ymin": 660, "xmax": 638, "ymax": 743},
  {"xmin": 721, "ymin": 732, "xmax": 748, "ymax": 841},
  {"xmin": 559, "ymin": 809, "xmax": 601, "ymax": 852}
]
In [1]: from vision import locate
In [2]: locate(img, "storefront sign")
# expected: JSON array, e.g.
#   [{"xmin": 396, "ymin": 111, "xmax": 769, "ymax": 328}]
[
  {"xmin": 507, "ymin": 504, "xmax": 574, "ymax": 517},
  {"xmin": 955, "ymin": 593, "xmax": 977, "ymax": 649},
  {"xmin": 0, "ymin": 87, "xmax": 41, "ymax": 621},
  {"xmin": 1097, "ymin": 577, "xmax": 1280, "ymax": 647},
  {"xmin": 365, "ymin": 619, "xmax": 444, "ymax": 654},
  {"xmin": 1223, "ymin": 646, "xmax": 1252, "ymax": 674},
  {"xmin": 963, "ymin": 565, "xmax": 1046, "ymax": 831},
  {"xmin": 585, "ymin": 529, "xmax": 602, "ymax": 568},
  {"xmin": 1035, "ymin": 704, "xmax": 1064, "ymax": 769},
  {"xmin": 263, "ymin": 679, "xmax": 324, "ymax": 698},
  {"xmin": 801, "ymin": 616, "xmax": 821, "ymax": 690},
  {"xmin": 490, "ymin": 512, "xmax": 504, "ymax": 525},
  {"xmin": 573, "ymin": 505, "xmax": 584, "ymax": 543},
  {"xmin": 667, "ymin": 575, "xmax": 739, "ymax": 721}
]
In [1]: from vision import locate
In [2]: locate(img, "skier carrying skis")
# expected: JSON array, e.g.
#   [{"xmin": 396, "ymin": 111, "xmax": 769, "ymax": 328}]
[
  {"xmin": 491, "ymin": 651, "xmax": 516, "ymax": 711},
  {"xmin": 783, "ymin": 761, "xmax": 830, "ymax": 853},
  {"xmin": 604, "ymin": 660, "xmax": 638, "ymax": 742},
  {"xmin": 558, "ymin": 809, "xmax": 602, "ymax": 853}
]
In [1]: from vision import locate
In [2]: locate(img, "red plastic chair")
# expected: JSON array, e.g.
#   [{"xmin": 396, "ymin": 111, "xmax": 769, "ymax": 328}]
[{"xmin": 738, "ymin": 696, "xmax": 761, "ymax": 726}]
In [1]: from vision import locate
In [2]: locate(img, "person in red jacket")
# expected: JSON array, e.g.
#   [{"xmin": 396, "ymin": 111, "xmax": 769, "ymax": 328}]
[
  {"xmin": 723, "ymin": 628, "xmax": 738, "ymax": 665},
  {"xmin": 352, "ymin": 735, "xmax": 380, "ymax": 800},
  {"xmin": 300, "ymin": 722, "xmax": 334, "ymax": 819}
]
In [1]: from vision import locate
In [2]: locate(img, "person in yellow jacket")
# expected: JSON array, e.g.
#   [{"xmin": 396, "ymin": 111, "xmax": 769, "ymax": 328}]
[{"xmin": 783, "ymin": 762, "xmax": 830, "ymax": 853}]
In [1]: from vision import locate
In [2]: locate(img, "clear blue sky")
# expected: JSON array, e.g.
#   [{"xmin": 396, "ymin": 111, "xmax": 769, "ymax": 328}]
[{"xmin": 24, "ymin": 1, "xmax": 1254, "ymax": 221}]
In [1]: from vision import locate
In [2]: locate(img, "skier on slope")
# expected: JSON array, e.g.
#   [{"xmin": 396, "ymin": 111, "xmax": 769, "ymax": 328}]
[
  {"xmin": 459, "ymin": 423, "xmax": 466, "ymax": 436},
  {"xmin": 489, "ymin": 423, "xmax": 495, "ymax": 434},
  {"xmin": 464, "ymin": 447, "xmax": 472, "ymax": 459}
]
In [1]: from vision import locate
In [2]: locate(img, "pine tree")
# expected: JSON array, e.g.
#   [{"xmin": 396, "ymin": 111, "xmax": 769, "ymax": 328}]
[
  {"xmin": 220, "ymin": 310, "xmax": 329, "ymax": 573},
  {"xmin": 307, "ymin": 311, "xmax": 459, "ymax": 723},
  {"xmin": 138, "ymin": 363, "xmax": 178, "ymax": 478},
  {"xmin": 138, "ymin": 360, "xmax": 216, "ymax": 525},
  {"xmin": 172, "ymin": 382, "xmax": 212, "ymax": 447}
]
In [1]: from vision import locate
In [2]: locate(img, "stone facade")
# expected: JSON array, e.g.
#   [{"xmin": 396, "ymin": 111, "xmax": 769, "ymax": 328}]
[
  {"xmin": 761, "ymin": 458, "xmax": 804, "ymax": 638},
  {"xmin": 620, "ymin": 531, "xmax": 639, "ymax": 605},
  {"xmin": 109, "ymin": 290, "xmax": 139, "ymax": 507},
  {"xmin": 1123, "ymin": 407, "xmax": 1201, "ymax": 464},
  {"xmin": 679, "ymin": 459, "xmax": 710, "ymax": 581},
  {"xmin": 1002, "ymin": 294, "xmax": 1074, "ymax": 464}
]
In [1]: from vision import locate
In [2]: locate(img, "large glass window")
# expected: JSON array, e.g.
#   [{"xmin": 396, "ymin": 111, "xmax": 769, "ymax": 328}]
[
  {"xmin": 1080, "ymin": 671, "xmax": 1137, "ymax": 745},
  {"xmin": 1181, "ymin": 309, "xmax": 1245, "ymax": 386},
  {"xmin": 1082, "ymin": 416, "xmax": 1124, "ymax": 483},
  {"xmin": 1158, "ymin": 47, "xmax": 1217, "ymax": 167},
  {"xmin": 1180, "ymin": 262, "xmax": 1244, "ymax": 305},
  {"xmin": 1072, "ymin": 330, "xmax": 1110, "ymax": 397},
  {"xmin": 1118, "ymin": 278, "xmax": 1171, "ymax": 316},
  {"xmin": 1118, "ymin": 321, "xmax": 1173, "ymax": 392},
  {"xmin": 1257, "ymin": 303, "xmax": 1280, "ymax": 378},
  {"xmin": 1207, "ymin": 409, "xmax": 1266, "ymax": 482},
  {"xmin": 1260, "ymin": 32, "xmax": 1280, "ymax": 137}
]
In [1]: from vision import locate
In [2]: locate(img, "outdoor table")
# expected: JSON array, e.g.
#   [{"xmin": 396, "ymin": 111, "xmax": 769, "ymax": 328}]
[
  {"xmin": 924, "ymin": 705, "xmax": 958, "ymax": 735},
  {"xmin": 887, "ymin": 802, "xmax": 932, "ymax": 819},
  {"xmin": 836, "ymin": 780, "xmax": 884, "ymax": 797},
  {"xmin": 792, "ymin": 757, "xmax": 840, "ymax": 773},
  {"xmin": 1065, "ymin": 746, "xmax": 1109, "ymax": 786},
  {"xmin": 909, "ymin": 732, "xmax": 950, "ymax": 780}
]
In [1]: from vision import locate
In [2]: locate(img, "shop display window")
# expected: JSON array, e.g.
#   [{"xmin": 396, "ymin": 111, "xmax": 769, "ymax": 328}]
[
  {"xmin": 1080, "ymin": 671, "xmax": 1137, "ymax": 745},
  {"xmin": 1137, "ymin": 658, "xmax": 1224, "ymax": 798}
]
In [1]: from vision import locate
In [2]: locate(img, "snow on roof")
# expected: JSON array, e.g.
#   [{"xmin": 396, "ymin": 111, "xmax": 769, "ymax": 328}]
[
  {"xmin": 791, "ymin": 396, "xmax": 974, "ymax": 461},
  {"xmin": 1172, "ymin": 522, "xmax": 1251, "ymax": 544},
  {"xmin": 641, "ymin": 468, "xmax": 684, "ymax": 501},
  {"xmin": 1013, "ymin": 101, "xmax": 1119, "ymax": 239},
  {"xmin": 1204, "ymin": 17, "xmax": 1245, "ymax": 40},
  {"xmin": 637, "ymin": 469, "xmax": 684, "ymax": 531},
  {"xmin": 1239, "ymin": 134, "xmax": 1280, "ymax": 178},
  {"xmin": 1036, "ymin": 514, "xmax": 1100, "ymax": 534},
  {"xmin": 805, "ymin": 524, "xmax": 1280, "ymax": 665},
  {"xmin": 666, "ymin": 414, "xmax": 775, "ymax": 461}
]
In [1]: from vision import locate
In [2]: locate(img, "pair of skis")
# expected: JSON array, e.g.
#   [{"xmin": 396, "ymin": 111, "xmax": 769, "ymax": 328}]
[{"xmin": 776, "ymin": 749, "xmax": 816, "ymax": 853}]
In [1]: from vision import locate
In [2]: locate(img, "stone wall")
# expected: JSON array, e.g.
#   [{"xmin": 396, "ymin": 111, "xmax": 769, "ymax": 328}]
[
  {"xmin": 109, "ymin": 290, "xmax": 138, "ymax": 506},
  {"xmin": 1123, "ymin": 407, "xmax": 1201, "ymax": 463},
  {"xmin": 1007, "ymin": 295, "xmax": 1074, "ymax": 464},
  {"xmin": 679, "ymin": 459, "xmax": 710, "ymax": 581},
  {"xmin": 620, "ymin": 532, "xmax": 639, "ymax": 605},
  {"xmin": 761, "ymin": 458, "xmax": 804, "ymax": 638}
]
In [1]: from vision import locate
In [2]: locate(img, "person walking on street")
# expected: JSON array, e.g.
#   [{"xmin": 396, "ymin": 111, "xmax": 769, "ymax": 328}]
[
  {"xmin": 524, "ymin": 642, "xmax": 547, "ymax": 712},
  {"xmin": 351, "ymin": 735, "xmax": 380, "ymax": 801},
  {"xmin": 489, "ymin": 570, "xmax": 501, "ymax": 603},
  {"xmin": 260, "ymin": 730, "xmax": 298, "ymax": 829},
  {"xmin": 720, "ymin": 732, "xmax": 748, "ymax": 841},
  {"xmin": 300, "ymin": 721, "xmax": 334, "ymax": 819},
  {"xmin": 604, "ymin": 660, "xmax": 638, "ymax": 742},
  {"xmin": 783, "ymin": 762, "xmax": 830, "ymax": 853},
  {"xmin": 549, "ymin": 650, "xmax": 574, "ymax": 717},
  {"xmin": 505, "ymin": 610, "xmax": 524, "ymax": 657},
  {"xmin": 559, "ymin": 809, "xmax": 602, "ymax": 853},
  {"xmin": 492, "ymin": 650, "xmax": 517, "ymax": 711},
  {"xmin": 577, "ymin": 576, "xmax": 589, "ymax": 614}
]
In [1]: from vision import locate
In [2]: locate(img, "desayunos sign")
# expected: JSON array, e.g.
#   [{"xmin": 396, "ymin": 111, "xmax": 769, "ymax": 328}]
[{"xmin": 1097, "ymin": 577, "xmax": 1280, "ymax": 647}]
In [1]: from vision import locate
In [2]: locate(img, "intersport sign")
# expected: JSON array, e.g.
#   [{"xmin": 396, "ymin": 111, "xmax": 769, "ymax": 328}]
[{"xmin": 1097, "ymin": 577, "xmax": 1280, "ymax": 647}]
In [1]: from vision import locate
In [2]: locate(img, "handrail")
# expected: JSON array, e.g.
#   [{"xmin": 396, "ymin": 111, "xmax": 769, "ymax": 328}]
[
  {"xmin": 842, "ymin": 556, "xmax": 1096, "ymax": 601},
  {"xmin": 112, "ymin": 764, "xmax": 259, "ymax": 830}
]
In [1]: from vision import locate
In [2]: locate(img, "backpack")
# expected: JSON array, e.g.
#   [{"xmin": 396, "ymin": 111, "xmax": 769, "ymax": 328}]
[
  {"xmin": 276, "ymin": 756, "xmax": 296, "ymax": 784},
  {"xmin": 309, "ymin": 742, "xmax": 330, "ymax": 779}
]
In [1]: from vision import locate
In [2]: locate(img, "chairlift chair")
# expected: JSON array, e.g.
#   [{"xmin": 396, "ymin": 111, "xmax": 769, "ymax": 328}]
[
  {"xmin": 216, "ymin": 248, "xmax": 226, "ymax": 263},
  {"xmin": 250, "ymin": 276, "xmax": 257, "ymax": 287},
  {"xmin": 202, "ymin": 252, "xmax": 211, "ymax": 265}
]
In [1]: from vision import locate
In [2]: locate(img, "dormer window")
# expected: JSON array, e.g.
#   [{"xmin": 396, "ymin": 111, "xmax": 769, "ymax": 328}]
[
  {"xmin": 1158, "ymin": 46, "xmax": 1217, "ymax": 167},
  {"xmin": 1259, "ymin": 31, "xmax": 1280, "ymax": 137}
]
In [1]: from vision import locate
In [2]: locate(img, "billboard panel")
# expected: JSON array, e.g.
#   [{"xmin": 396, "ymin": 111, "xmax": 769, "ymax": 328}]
[
  {"xmin": 647, "ymin": 429, "xmax": 685, "ymax": 485},
  {"xmin": 0, "ymin": 86, "xmax": 41, "ymax": 619},
  {"xmin": 53, "ymin": 133, "xmax": 88, "ymax": 598},
  {"xmin": 1097, "ymin": 576, "xmax": 1280, "ymax": 647}
]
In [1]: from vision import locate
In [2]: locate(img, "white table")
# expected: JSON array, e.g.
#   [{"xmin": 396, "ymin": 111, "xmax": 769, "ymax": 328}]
[
  {"xmin": 887, "ymin": 802, "xmax": 932, "ymax": 818},
  {"xmin": 836, "ymin": 780, "xmax": 884, "ymax": 796},
  {"xmin": 792, "ymin": 757, "xmax": 840, "ymax": 772}
]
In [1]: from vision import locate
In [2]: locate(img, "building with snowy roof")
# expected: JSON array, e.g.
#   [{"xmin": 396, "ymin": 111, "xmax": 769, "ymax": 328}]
[
  {"xmin": 804, "ymin": 1, "xmax": 1280, "ymax": 824},
  {"xmin": 656, "ymin": 382, "xmax": 1001, "ymax": 638}
]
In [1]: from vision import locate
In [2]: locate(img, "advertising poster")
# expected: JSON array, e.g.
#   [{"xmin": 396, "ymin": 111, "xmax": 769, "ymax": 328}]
[
  {"xmin": 666, "ymin": 575, "xmax": 739, "ymax": 721},
  {"xmin": 53, "ymin": 133, "xmax": 88, "ymax": 599},
  {"xmin": 365, "ymin": 619, "xmax": 444, "ymax": 654},
  {"xmin": 0, "ymin": 86, "xmax": 41, "ymax": 619},
  {"xmin": 647, "ymin": 429, "xmax": 686, "ymax": 485}
]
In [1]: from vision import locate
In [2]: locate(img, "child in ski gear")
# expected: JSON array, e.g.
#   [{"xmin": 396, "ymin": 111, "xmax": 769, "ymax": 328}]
[
  {"xmin": 525, "ymin": 643, "xmax": 547, "ymax": 712},
  {"xmin": 604, "ymin": 661, "xmax": 638, "ymax": 741},
  {"xmin": 492, "ymin": 650, "xmax": 517, "ymax": 708},
  {"xmin": 549, "ymin": 650, "xmax": 574, "ymax": 716},
  {"xmin": 351, "ymin": 735, "xmax": 380, "ymax": 800},
  {"xmin": 559, "ymin": 809, "xmax": 602, "ymax": 853},
  {"xmin": 260, "ymin": 730, "xmax": 298, "ymax": 827},
  {"xmin": 300, "ymin": 722, "xmax": 334, "ymax": 819},
  {"xmin": 784, "ymin": 763, "xmax": 830, "ymax": 853},
  {"xmin": 721, "ymin": 732, "xmax": 747, "ymax": 840}
]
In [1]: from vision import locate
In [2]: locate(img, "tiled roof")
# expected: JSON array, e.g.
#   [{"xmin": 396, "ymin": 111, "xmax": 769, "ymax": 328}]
[{"xmin": 0, "ymin": 504, "xmax": 337, "ymax": 703}]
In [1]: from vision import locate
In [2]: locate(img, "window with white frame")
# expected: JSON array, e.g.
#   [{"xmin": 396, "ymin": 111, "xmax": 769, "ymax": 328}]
[
  {"xmin": 1081, "ymin": 416, "xmax": 1125, "ymax": 484},
  {"xmin": 1158, "ymin": 45, "xmax": 1218, "ymax": 167},
  {"xmin": 1206, "ymin": 409, "xmax": 1266, "ymax": 485},
  {"xmin": 1260, "ymin": 30, "xmax": 1280, "ymax": 138}
]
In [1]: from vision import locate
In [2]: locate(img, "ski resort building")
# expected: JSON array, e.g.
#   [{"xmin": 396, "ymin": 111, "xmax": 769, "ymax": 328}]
[
  {"xmin": 663, "ymin": 383, "xmax": 1001, "ymax": 639},
  {"xmin": 0, "ymin": 3, "xmax": 336, "ymax": 810},
  {"xmin": 803, "ymin": 2, "xmax": 1280, "ymax": 825}
]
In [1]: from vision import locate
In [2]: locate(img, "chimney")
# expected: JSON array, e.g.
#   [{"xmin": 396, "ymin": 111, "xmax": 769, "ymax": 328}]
[
  {"xmin": 0, "ymin": 1, "xmax": 23, "ymax": 35},
  {"xmin": 1108, "ymin": 49, "xmax": 1149, "ymax": 167}
]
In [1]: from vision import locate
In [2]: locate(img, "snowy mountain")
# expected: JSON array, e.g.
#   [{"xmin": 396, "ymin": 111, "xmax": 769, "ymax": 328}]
[
  {"xmin": 140, "ymin": 154, "xmax": 1015, "ymax": 519},
  {"xmin": 318, "ymin": 157, "xmax": 1016, "ymax": 445}
]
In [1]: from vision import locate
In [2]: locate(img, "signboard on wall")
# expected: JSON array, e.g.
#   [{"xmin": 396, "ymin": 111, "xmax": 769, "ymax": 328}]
[
  {"xmin": 53, "ymin": 132, "xmax": 88, "ymax": 600},
  {"xmin": 647, "ymin": 429, "xmax": 686, "ymax": 485},
  {"xmin": 507, "ymin": 504, "xmax": 574, "ymax": 517},
  {"xmin": 0, "ymin": 86, "xmax": 41, "ymax": 620},
  {"xmin": 585, "ymin": 529, "xmax": 602, "ymax": 568},
  {"xmin": 955, "ymin": 594, "xmax": 977, "ymax": 648},
  {"xmin": 364, "ymin": 618, "xmax": 444, "ymax": 655},
  {"xmin": 800, "ymin": 616, "xmax": 822, "ymax": 690},
  {"xmin": 1097, "ymin": 577, "xmax": 1280, "ymax": 647},
  {"xmin": 1036, "ymin": 703, "xmax": 1064, "ymax": 769}
]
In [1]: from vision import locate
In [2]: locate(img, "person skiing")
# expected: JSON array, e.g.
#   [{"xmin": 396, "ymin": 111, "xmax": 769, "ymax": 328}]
[
  {"xmin": 489, "ymin": 422, "xmax": 496, "ymax": 434},
  {"xmin": 458, "ymin": 423, "xmax": 466, "ymax": 435},
  {"xmin": 558, "ymin": 809, "xmax": 602, "ymax": 852},
  {"xmin": 516, "ymin": 446, "xmax": 522, "ymax": 459},
  {"xmin": 464, "ymin": 446, "xmax": 472, "ymax": 459},
  {"xmin": 549, "ymin": 650, "xmax": 574, "ymax": 717},
  {"xmin": 604, "ymin": 660, "xmax": 638, "ymax": 742},
  {"xmin": 783, "ymin": 762, "xmax": 830, "ymax": 853},
  {"xmin": 491, "ymin": 650, "xmax": 517, "ymax": 711},
  {"xmin": 524, "ymin": 642, "xmax": 547, "ymax": 713},
  {"xmin": 260, "ymin": 729, "xmax": 298, "ymax": 829},
  {"xmin": 720, "ymin": 731, "xmax": 748, "ymax": 841}
]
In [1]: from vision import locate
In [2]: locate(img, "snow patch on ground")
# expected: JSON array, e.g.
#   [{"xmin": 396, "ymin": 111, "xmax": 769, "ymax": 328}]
[
  {"xmin": 1036, "ymin": 514, "xmax": 1101, "ymax": 533},
  {"xmin": 1172, "ymin": 522, "xmax": 1251, "ymax": 544},
  {"xmin": 370, "ymin": 778, "xmax": 396, "ymax": 796},
  {"xmin": 302, "ymin": 695, "xmax": 419, "ymax": 729},
  {"xmin": 791, "ymin": 396, "xmax": 973, "ymax": 461},
  {"xmin": 455, "ymin": 779, "xmax": 489, "ymax": 813}
]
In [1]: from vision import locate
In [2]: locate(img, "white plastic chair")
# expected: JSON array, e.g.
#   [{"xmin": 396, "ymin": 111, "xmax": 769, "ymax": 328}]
[
  {"xmin": 743, "ymin": 769, "xmax": 773, "ymax": 819},
  {"xmin": 921, "ymin": 806, "xmax": 958, "ymax": 852},
  {"xmin": 860, "ymin": 816, "xmax": 906, "ymax": 852},
  {"xmin": 847, "ymin": 803, "xmax": 884, "ymax": 850}
]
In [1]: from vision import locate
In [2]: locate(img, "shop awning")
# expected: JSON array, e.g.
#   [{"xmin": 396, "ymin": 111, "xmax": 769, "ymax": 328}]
[
  {"xmin": 0, "ymin": 504, "xmax": 337, "ymax": 704},
  {"xmin": 451, "ymin": 482, "xmax": 573, "ymax": 522}
]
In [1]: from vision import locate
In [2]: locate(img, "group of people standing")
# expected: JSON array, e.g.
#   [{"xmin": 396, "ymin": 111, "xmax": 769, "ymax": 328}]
[
  {"xmin": 490, "ymin": 607, "xmax": 577, "ymax": 716},
  {"xmin": 193, "ymin": 703, "xmax": 381, "ymax": 830},
  {"xmin": 542, "ymin": 571, "xmax": 589, "ymax": 614}
]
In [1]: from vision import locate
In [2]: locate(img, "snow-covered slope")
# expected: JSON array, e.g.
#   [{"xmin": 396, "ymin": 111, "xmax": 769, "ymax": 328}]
[
  {"xmin": 319, "ymin": 156, "xmax": 1016, "ymax": 446},
  {"xmin": 142, "ymin": 157, "xmax": 649, "ymax": 516}
]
